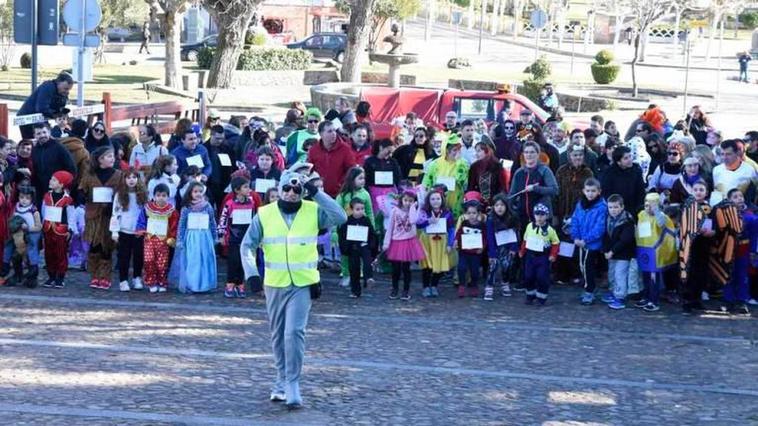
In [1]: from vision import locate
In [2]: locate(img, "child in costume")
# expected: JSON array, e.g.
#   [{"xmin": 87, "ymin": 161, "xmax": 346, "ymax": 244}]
[
  {"xmin": 455, "ymin": 198, "xmax": 487, "ymax": 298},
  {"xmin": 218, "ymin": 176, "xmax": 259, "ymax": 298},
  {"xmin": 519, "ymin": 203, "xmax": 560, "ymax": 305},
  {"xmin": 422, "ymin": 134, "xmax": 469, "ymax": 217},
  {"xmin": 383, "ymin": 189, "xmax": 425, "ymax": 300},
  {"xmin": 175, "ymin": 182, "xmax": 218, "ymax": 293},
  {"xmin": 2, "ymin": 186, "xmax": 42, "ymax": 287},
  {"xmin": 335, "ymin": 166, "xmax": 375, "ymax": 288},
  {"xmin": 136, "ymin": 183, "xmax": 179, "ymax": 293},
  {"xmin": 635, "ymin": 192, "xmax": 678, "ymax": 312},
  {"xmin": 724, "ymin": 188, "xmax": 756, "ymax": 315},
  {"xmin": 41, "ymin": 171, "xmax": 76, "ymax": 288},
  {"xmin": 485, "ymin": 193, "xmax": 520, "ymax": 300},
  {"xmin": 337, "ymin": 198, "xmax": 377, "ymax": 298},
  {"xmin": 417, "ymin": 186, "xmax": 455, "ymax": 298},
  {"xmin": 110, "ymin": 168, "xmax": 147, "ymax": 292}
]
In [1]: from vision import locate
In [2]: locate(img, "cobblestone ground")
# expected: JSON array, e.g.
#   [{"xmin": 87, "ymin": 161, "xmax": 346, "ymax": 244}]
[{"xmin": 0, "ymin": 266, "xmax": 756, "ymax": 426}]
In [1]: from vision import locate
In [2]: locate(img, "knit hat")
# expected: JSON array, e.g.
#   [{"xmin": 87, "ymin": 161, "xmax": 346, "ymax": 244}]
[
  {"xmin": 533, "ymin": 203, "xmax": 550, "ymax": 216},
  {"xmin": 52, "ymin": 171, "xmax": 74, "ymax": 189},
  {"xmin": 463, "ymin": 191, "xmax": 483, "ymax": 205},
  {"xmin": 278, "ymin": 170, "xmax": 302, "ymax": 193},
  {"xmin": 305, "ymin": 107, "xmax": 323, "ymax": 121},
  {"xmin": 683, "ymin": 156, "xmax": 700, "ymax": 166},
  {"xmin": 645, "ymin": 192, "xmax": 661, "ymax": 203}
]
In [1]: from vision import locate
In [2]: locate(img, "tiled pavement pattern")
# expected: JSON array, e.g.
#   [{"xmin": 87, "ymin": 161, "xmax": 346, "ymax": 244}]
[{"xmin": 0, "ymin": 268, "xmax": 756, "ymax": 425}]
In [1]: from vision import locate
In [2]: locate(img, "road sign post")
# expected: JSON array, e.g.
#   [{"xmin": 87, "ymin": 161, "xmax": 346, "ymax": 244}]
[
  {"xmin": 530, "ymin": 9, "xmax": 548, "ymax": 61},
  {"xmin": 62, "ymin": 0, "xmax": 102, "ymax": 107}
]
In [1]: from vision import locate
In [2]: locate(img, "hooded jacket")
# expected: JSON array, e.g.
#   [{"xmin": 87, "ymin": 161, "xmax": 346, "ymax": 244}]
[
  {"xmin": 600, "ymin": 163, "xmax": 646, "ymax": 215},
  {"xmin": 603, "ymin": 210, "xmax": 636, "ymax": 260},
  {"xmin": 570, "ymin": 196, "xmax": 608, "ymax": 251},
  {"xmin": 307, "ymin": 138, "xmax": 357, "ymax": 198}
]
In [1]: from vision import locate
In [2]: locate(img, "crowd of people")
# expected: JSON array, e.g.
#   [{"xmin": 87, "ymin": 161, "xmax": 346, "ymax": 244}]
[{"xmin": 6, "ymin": 74, "xmax": 758, "ymax": 318}]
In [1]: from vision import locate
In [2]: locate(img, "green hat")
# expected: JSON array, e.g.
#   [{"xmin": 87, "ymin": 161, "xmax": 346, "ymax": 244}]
[{"xmin": 305, "ymin": 107, "xmax": 322, "ymax": 121}]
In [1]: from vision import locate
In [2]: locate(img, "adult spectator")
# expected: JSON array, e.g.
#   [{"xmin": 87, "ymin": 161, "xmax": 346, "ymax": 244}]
[
  {"xmin": 69, "ymin": 118, "xmax": 88, "ymax": 139},
  {"xmin": 555, "ymin": 144, "xmax": 594, "ymax": 225},
  {"xmin": 130, "ymin": 124, "xmax": 168, "ymax": 174},
  {"xmin": 201, "ymin": 109, "xmax": 222, "ymax": 142},
  {"xmin": 364, "ymin": 138, "xmax": 402, "ymax": 210},
  {"xmin": 355, "ymin": 101, "xmax": 372, "ymax": 123},
  {"xmin": 738, "ymin": 51, "xmax": 752, "ymax": 83},
  {"xmin": 349, "ymin": 124, "xmax": 372, "ymax": 166},
  {"xmin": 538, "ymin": 82, "xmax": 559, "ymax": 113},
  {"xmin": 459, "ymin": 120, "xmax": 481, "ymax": 165},
  {"xmin": 546, "ymin": 121, "xmax": 568, "ymax": 157},
  {"xmin": 583, "ymin": 128, "xmax": 600, "ymax": 155},
  {"xmin": 595, "ymin": 120, "xmax": 620, "ymax": 150},
  {"xmin": 307, "ymin": 121, "xmax": 356, "ymax": 198},
  {"xmin": 744, "ymin": 131, "xmax": 758, "ymax": 164},
  {"xmin": 245, "ymin": 130, "xmax": 286, "ymax": 173},
  {"xmin": 31, "ymin": 122, "xmax": 76, "ymax": 206},
  {"xmin": 0, "ymin": 137, "xmax": 15, "ymax": 187},
  {"xmin": 670, "ymin": 155, "xmax": 708, "ymax": 204},
  {"xmin": 139, "ymin": 21, "xmax": 151, "ymax": 54},
  {"xmin": 516, "ymin": 109, "xmax": 541, "ymax": 131},
  {"xmin": 275, "ymin": 109, "xmax": 302, "ymax": 143},
  {"xmin": 595, "ymin": 139, "xmax": 617, "ymax": 180},
  {"xmin": 286, "ymin": 108, "xmax": 321, "ymax": 165},
  {"xmin": 335, "ymin": 97, "xmax": 356, "ymax": 125},
  {"xmin": 686, "ymin": 106, "xmax": 711, "ymax": 146},
  {"xmin": 491, "ymin": 119, "xmax": 521, "ymax": 163},
  {"xmin": 467, "ymin": 140, "xmax": 507, "ymax": 208},
  {"xmin": 443, "ymin": 111, "xmax": 459, "ymax": 133},
  {"xmin": 84, "ymin": 122, "xmax": 115, "ymax": 153},
  {"xmin": 647, "ymin": 142, "xmax": 683, "ymax": 193},
  {"xmin": 167, "ymin": 118, "xmax": 194, "ymax": 151},
  {"xmin": 18, "ymin": 72, "xmax": 73, "ymax": 139},
  {"xmin": 600, "ymin": 146, "xmax": 645, "ymax": 215},
  {"xmin": 712, "ymin": 139, "xmax": 757, "ymax": 203},
  {"xmin": 171, "ymin": 128, "xmax": 211, "ymax": 179},
  {"xmin": 394, "ymin": 126, "xmax": 436, "ymax": 185},
  {"xmin": 507, "ymin": 141, "xmax": 558, "ymax": 226},
  {"xmin": 589, "ymin": 115, "xmax": 604, "ymax": 135},
  {"xmin": 204, "ymin": 125, "xmax": 236, "ymax": 207},
  {"xmin": 240, "ymin": 170, "xmax": 347, "ymax": 410}
]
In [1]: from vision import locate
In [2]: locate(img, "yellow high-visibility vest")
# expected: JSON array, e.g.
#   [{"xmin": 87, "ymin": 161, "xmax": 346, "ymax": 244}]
[{"xmin": 258, "ymin": 201, "xmax": 320, "ymax": 287}]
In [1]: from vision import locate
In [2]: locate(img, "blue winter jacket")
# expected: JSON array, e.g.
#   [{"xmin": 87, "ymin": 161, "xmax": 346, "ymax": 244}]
[{"xmin": 570, "ymin": 197, "xmax": 608, "ymax": 251}]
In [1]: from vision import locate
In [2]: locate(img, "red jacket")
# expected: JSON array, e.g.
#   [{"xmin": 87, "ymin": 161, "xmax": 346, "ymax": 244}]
[{"xmin": 308, "ymin": 139, "xmax": 357, "ymax": 198}]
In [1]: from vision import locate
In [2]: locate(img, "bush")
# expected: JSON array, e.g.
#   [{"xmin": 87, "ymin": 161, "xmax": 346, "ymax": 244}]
[
  {"xmin": 594, "ymin": 49, "xmax": 614, "ymax": 65},
  {"xmin": 20, "ymin": 52, "xmax": 31, "ymax": 69},
  {"xmin": 245, "ymin": 32, "xmax": 267, "ymax": 46},
  {"xmin": 521, "ymin": 78, "xmax": 544, "ymax": 103},
  {"xmin": 524, "ymin": 56, "xmax": 551, "ymax": 81},
  {"xmin": 590, "ymin": 63, "xmax": 620, "ymax": 84},
  {"xmin": 197, "ymin": 46, "xmax": 312, "ymax": 71},
  {"xmin": 739, "ymin": 11, "xmax": 758, "ymax": 30},
  {"xmin": 197, "ymin": 47, "xmax": 214, "ymax": 69}
]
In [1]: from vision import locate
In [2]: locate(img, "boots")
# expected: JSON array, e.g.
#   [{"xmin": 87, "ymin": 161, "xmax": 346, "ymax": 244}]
[
  {"xmin": 7, "ymin": 258, "xmax": 23, "ymax": 287},
  {"xmin": 24, "ymin": 265, "xmax": 38, "ymax": 288}
]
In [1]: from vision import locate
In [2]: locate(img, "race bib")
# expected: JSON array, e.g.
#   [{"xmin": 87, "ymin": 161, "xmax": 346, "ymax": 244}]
[
  {"xmin": 637, "ymin": 222, "xmax": 652, "ymax": 238},
  {"xmin": 425, "ymin": 219, "xmax": 447, "ymax": 234},
  {"xmin": 461, "ymin": 234, "xmax": 483, "ymax": 250},
  {"xmin": 346, "ymin": 225, "xmax": 369, "ymax": 242},
  {"xmin": 525, "ymin": 236, "xmax": 544, "ymax": 252},
  {"xmin": 147, "ymin": 218, "xmax": 168, "ymax": 236},
  {"xmin": 187, "ymin": 213, "xmax": 209, "ymax": 229},
  {"xmin": 217, "ymin": 153, "xmax": 232, "ymax": 167},
  {"xmin": 232, "ymin": 209, "xmax": 253, "ymax": 225},
  {"xmin": 186, "ymin": 155, "xmax": 204, "ymax": 169},
  {"xmin": 255, "ymin": 179, "xmax": 276, "ymax": 194},
  {"xmin": 45, "ymin": 206, "xmax": 62, "ymax": 222},
  {"xmin": 375, "ymin": 171, "xmax": 394, "ymax": 186},
  {"xmin": 495, "ymin": 229, "xmax": 517, "ymax": 246},
  {"xmin": 436, "ymin": 176, "xmax": 456, "ymax": 191},
  {"xmin": 92, "ymin": 187, "xmax": 114, "ymax": 203}
]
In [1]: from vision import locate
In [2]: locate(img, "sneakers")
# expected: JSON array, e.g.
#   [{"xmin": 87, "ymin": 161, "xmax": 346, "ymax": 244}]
[
  {"xmin": 601, "ymin": 292, "xmax": 615, "ymax": 304},
  {"xmin": 457, "ymin": 285, "xmax": 466, "ymax": 298},
  {"xmin": 400, "ymin": 291, "xmax": 411, "ymax": 301},
  {"xmin": 149, "ymin": 286, "xmax": 159, "ymax": 293},
  {"xmin": 572, "ymin": 278, "xmax": 582, "ymax": 285},
  {"xmin": 349, "ymin": 293, "xmax": 359, "ymax": 299},
  {"xmin": 132, "ymin": 277, "xmax": 144, "ymax": 290},
  {"xmin": 339, "ymin": 277, "xmax": 350, "ymax": 288},
  {"xmin": 701, "ymin": 291, "xmax": 710, "ymax": 301},
  {"xmin": 366, "ymin": 278, "xmax": 375, "ymax": 288},
  {"xmin": 270, "ymin": 391, "xmax": 286, "ymax": 402},
  {"xmin": 483, "ymin": 286, "xmax": 494, "ymax": 301},
  {"xmin": 235, "ymin": 285, "xmax": 247, "ymax": 298},
  {"xmin": 422, "ymin": 287, "xmax": 432, "ymax": 298},
  {"xmin": 389, "ymin": 289, "xmax": 399, "ymax": 300},
  {"xmin": 430, "ymin": 287, "xmax": 439, "ymax": 297},
  {"xmin": 731, "ymin": 303, "xmax": 750, "ymax": 315},
  {"xmin": 119, "ymin": 281, "xmax": 131, "ymax": 292},
  {"xmin": 467, "ymin": 286, "xmax": 479, "ymax": 298},
  {"xmin": 512, "ymin": 283, "xmax": 526, "ymax": 292},
  {"xmin": 643, "ymin": 302, "xmax": 660, "ymax": 312},
  {"xmin": 634, "ymin": 299, "xmax": 650, "ymax": 308},
  {"xmin": 608, "ymin": 298, "xmax": 625, "ymax": 310},
  {"xmin": 747, "ymin": 298, "xmax": 758, "ymax": 306},
  {"xmin": 53, "ymin": 277, "xmax": 65, "ymax": 289},
  {"xmin": 158, "ymin": 286, "xmax": 167, "ymax": 293},
  {"xmin": 580, "ymin": 292, "xmax": 594, "ymax": 305},
  {"xmin": 500, "ymin": 283, "xmax": 512, "ymax": 297},
  {"xmin": 43, "ymin": 276, "xmax": 56, "ymax": 288},
  {"xmin": 224, "ymin": 283, "xmax": 236, "ymax": 298},
  {"xmin": 89, "ymin": 279, "xmax": 100, "ymax": 289}
]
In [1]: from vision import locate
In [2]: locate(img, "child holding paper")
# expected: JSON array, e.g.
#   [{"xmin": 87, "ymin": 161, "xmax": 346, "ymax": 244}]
[
  {"xmin": 383, "ymin": 189, "xmax": 425, "ymax": 300},
  {"xmin": 601, "ymin": 194, "xmax": 636, "ymax": 309},
  {"xmin": 519, "ymin": 203, "xmax": 560, "ymax": 305},
  {"xmin": 41, "ymin": 171, "xmax": 76, "ymax": 288},
  {"xmin": 175, "ymin": 182, "xmax": 218, "ymax": 294},
  {"xmin": 679, "ymin": 179, "xmax": 717, "ymax": 314},
  {"xmin": 110, "ymin": 168, "xmax": 147, "ymax": 292},
  {"xmin": 455, "ymin": 199, "xmax": 486, "ymax": 298},
  {"xmin": 485, "ymin": 194, "xmax": 520, "ymax": 301},
  {"xmin": 417, "ymin": 186, "xmax": 455, "ymax": 298},
  {"xmin": 570, "ymin": 178, "xmax": 608, "ymax": 305},
  {"xmin": 147, "ymin": 155, "xmax": 180, "ymax": 206},
  {"xmin": 250, "ymin": 146, "xmax": 282, "ymax": 197},
  {"xmin": 135, "ymin": 183, "xmax": 179, "ymax": 293},
  {"xmin": 338, "ymin": 198, "xmax": 377, "ymax": 298},
  {"xmin": 79, "ymin": 146, "xmax": 123, "ymax": 290},
  {"xmin": 635, "ymin": 192, "xmax": 677, "ymax": 312},
  {"xmin": 336, "ymin": 166, "xmax": 375, "ymax": 288},
  {"xmin": 218, "ymin": 176, "xmax": 260, "ymax": 298}
]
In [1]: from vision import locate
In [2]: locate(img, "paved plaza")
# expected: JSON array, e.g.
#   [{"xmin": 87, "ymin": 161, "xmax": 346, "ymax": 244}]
[{"xmin": 0, "ymin": 267, "xmax": 755, "ymax": 425}]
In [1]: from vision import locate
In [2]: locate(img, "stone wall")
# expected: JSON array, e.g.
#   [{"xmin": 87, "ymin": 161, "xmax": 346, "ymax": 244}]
[
  {"xmin": 361, "ymin": 72, "xmax": 416, "ymax": 86},
  {"xmin": 310, "ymin": 83, "xmax": 362, "ymax": 113}
]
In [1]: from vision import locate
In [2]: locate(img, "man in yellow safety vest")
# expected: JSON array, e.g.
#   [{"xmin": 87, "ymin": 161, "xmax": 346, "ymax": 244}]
[{"xmin": 241, "ymin": 168, "xmax": 346, "ymax": 410}]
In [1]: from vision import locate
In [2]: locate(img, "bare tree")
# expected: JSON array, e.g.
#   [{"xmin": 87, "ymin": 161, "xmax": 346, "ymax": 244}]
[
  {"xmin": 204, "ymin": 0, "xmax": 264, "ymax": 88},
  {"xmin": 600, "ymin": 0, "xmax": 631, "ymax": 52},
  {"xmin": 628, "ymin": 0, "xmax": 671, "ymax": 97},
  {"xmin": 340, "ymin": 0, "xmax": 378, "ymax": 82},
  {"xmin": 705, "ymin": 0, "xmax": 747, "ymax": 61},
  {"xmin": 147, "ymin": 0, "xmax": 191, "ymax": 88}
]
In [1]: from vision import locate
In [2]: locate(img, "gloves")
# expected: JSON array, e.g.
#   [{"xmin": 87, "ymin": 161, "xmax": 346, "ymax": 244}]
[
  {"xmin": 303, "ymin": 180, "xmax": 319, "ymax": 199},
  {"xmin": 111, "ymin": 232, "xmax": 119, "ymax": 243},
  {"xmin": 246, "ymin": 275, "xmax": 262, "ymax": 293},
  {"xmin": 309, "ymin": 282, "xmax": 322, "ymax": 300}
]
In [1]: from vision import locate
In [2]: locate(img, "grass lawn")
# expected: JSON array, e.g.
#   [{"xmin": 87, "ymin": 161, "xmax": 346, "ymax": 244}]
[{"xmin": 0, "ymin": 64, "xmax": 177, "ymax": 104}]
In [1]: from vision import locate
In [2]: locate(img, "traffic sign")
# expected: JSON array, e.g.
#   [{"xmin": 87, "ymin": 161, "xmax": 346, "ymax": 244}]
[
  {"xmin": 530, "ymin": 9, "xmax": 548, "ymax": 30},
  {"xmin": 38, "ymin": 0, "xmax": 59, "ymax": 45},
  {"xmin": 13, "ymin": 0, "xmax": 33, "ymax": 44},
  {"xmin": 63, "ymin": 32, "xmax": 100, "ymax": 48},
  {"xmin": 62, "ymin": 0, "xmax": 101, "ymax": 33}
]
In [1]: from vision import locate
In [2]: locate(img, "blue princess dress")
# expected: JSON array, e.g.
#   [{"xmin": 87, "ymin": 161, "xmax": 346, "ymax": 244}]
[{"xmin": 174, "ymin": 200, "xmax": 218, "ymax": 293}]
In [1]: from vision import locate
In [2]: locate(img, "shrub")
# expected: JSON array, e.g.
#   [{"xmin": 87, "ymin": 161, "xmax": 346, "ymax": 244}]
[
  {"xmin": 524, "ymin": 56, "xmax": 551, "ymax": 81},
  {"xmin": 245, "ymin": 32, "xmax": 267, "ymax": 46},
  {"xmin": 591, "ymin": 63, "xmax": 620, "ymax": 84},
  {"xmin": 594, "ymin": 49, "xmax": 614, "ymax": 65},
  {"xmin": 236, "ymin": 47, "xmax": 312, "ymax": 71},
  {"xmin": 739, "ymin": 11, "xmax": 758, "ymax": 29},
  {"xmin": 197, "ymin": 47, "xmax": 214, "ymax": 69},
  {"xmin": 521, "ymin": 78, "xmax": 544, "ymax": 103},
  {"xmin": 20, "ymin": 52, "xmax": 31, "ymax": 69}
]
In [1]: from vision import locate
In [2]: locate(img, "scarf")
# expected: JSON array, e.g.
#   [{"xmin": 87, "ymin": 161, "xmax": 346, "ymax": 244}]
[
  {"xmin": 278, "ymin": 199, "xmax": 302, "ymax": 215},
  {"xmin": 189, "ymin": 198, "xmax": 208, "ymax": 212}
]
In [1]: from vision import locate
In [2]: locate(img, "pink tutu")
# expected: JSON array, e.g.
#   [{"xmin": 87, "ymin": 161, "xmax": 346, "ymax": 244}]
[{"xmin": 386, "ymin": 238, "xmax": 426, "ymax": 262}]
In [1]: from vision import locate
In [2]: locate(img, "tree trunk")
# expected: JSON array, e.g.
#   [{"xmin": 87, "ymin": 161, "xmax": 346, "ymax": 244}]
[
  {"xmin": 513, "ymin": 0, "xmax": 522, "ymax": 40},
  {"xmin": 672, "ymin": 5, "xmax": 680, "ymax": 47},
  {"xmin": 632, "ymin": 32, "xmax": 640, "ymax": 97},
  {"xmin": 557, "ymin": 7, "xmax": 566, "ymax": 49},
  {"xmin": 613, "ymin": 15, "xmax": 623, "ymax": 51},
  {"xmin": 163, "ymin": 11, "xmax": 183, "ymax": 88},
  {"xmin": 639, "ymin": 29, "xmax": 649, "ymax": 62},
  {"xmin": 490, "ymin": 0, "xmax": 500, "ymax": 35},
  {"xmin": 467, "ymin": 0, "xmax": 474, "ymax": 30},
  {"xmin": 705, "ymin": 12, "xmax": 720, "ymax": 62},
  {"xmin": 341, "ymin": 0, "xmax": 375, "ymax": 83},
  {"xmin": 205, "ymin": 0, "xmax": 260, "ymax": 89},
  {"xmin": 425, "ymin": 0, "xmax": 434, "ymax": 42}
]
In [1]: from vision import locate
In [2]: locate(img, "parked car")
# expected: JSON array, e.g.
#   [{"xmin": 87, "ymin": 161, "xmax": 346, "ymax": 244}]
[
  {"xmin": 287, "ymin": 33, "xmax": 347, "ymax": 62},
  {"xmin": 107, "ymin": 26, "xmax": 140, "ymax": 42},
  {"xmin": 181, "ymin": 35, "xmax": 218, "ymax": 62}
]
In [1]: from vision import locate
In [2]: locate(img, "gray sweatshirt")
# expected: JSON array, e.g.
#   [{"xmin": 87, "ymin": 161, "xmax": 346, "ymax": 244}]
[{"xmin": 241, "ymin": 191, "xmax": 347, "ymax": 279}]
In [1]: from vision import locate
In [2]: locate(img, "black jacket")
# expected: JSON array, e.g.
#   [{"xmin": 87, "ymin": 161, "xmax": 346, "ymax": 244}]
[
  {"xmin": 603, "ymin": 211, "xmax": 636, "ymax": 260},
  {"xmin": 203, "ymin": 140, "xmax": 236, "ymax": 191},
  {"xmin": 18, "ymin": 80, "xmax": 68, "ymax": 118},
  {"xmin": 31, "ymin": 139, "xmax": 77, "ymax": 206},
  {"xmin": 600, "ymin": 163, "xmax": 646, "ymax": 216},
  {"xmin": 363, "ymin": 156, "xmax": 401, "ymax": 188},
  {"xmin": 338, "ymin": 215, "xmax": 377, "ymax": 255}
]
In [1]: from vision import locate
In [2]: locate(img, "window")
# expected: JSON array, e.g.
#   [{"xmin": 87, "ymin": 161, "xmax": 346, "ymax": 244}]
[
  {"xmin": 305, "ymin": 36, "xmax": 323, "ymax": 47},
  {"xmin": 458, "ymin": 98, "xmax": 490, "ymax": 120}
]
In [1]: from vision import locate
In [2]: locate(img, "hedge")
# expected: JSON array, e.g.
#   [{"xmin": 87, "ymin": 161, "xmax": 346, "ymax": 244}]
[
  {"xmin": 594, "ymin": 49, "xmax": 614, "ymax": 65},
  {"xmin": 591, "ymin": 63, "xmax": 620, "ymax": 84},
  {"xmin": 197, "ymin": 46, "xmax": 313, "ymax": 71}
]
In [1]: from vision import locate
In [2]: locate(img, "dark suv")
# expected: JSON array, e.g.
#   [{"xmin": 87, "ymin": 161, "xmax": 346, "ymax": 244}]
[{"xmin": 287, "ymin": 33, "xmax": 347, "ymax": 62}]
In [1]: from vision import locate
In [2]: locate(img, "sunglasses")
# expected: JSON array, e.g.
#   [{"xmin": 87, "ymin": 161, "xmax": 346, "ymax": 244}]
[
  {"xmin": 667, "ymin": 151, "xmax": 679, "ymax": 156},
  {"xmin": 504, "ymin": 126, "xmax": 515, "ymax": 130},
  {"xmin": 415, "ymin": 133, "xmax": 426, "ymax": 138},
  {"xmin": 307, "ymin": 119, "xmax": 319, "ymax": 124},
  {"xmin": 93, "ymin": 128, "xmax": 104, "ymax": 133},
  {"xmin": 282, "ymin": 184, "xmax": 302, "ymax": 194}
]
